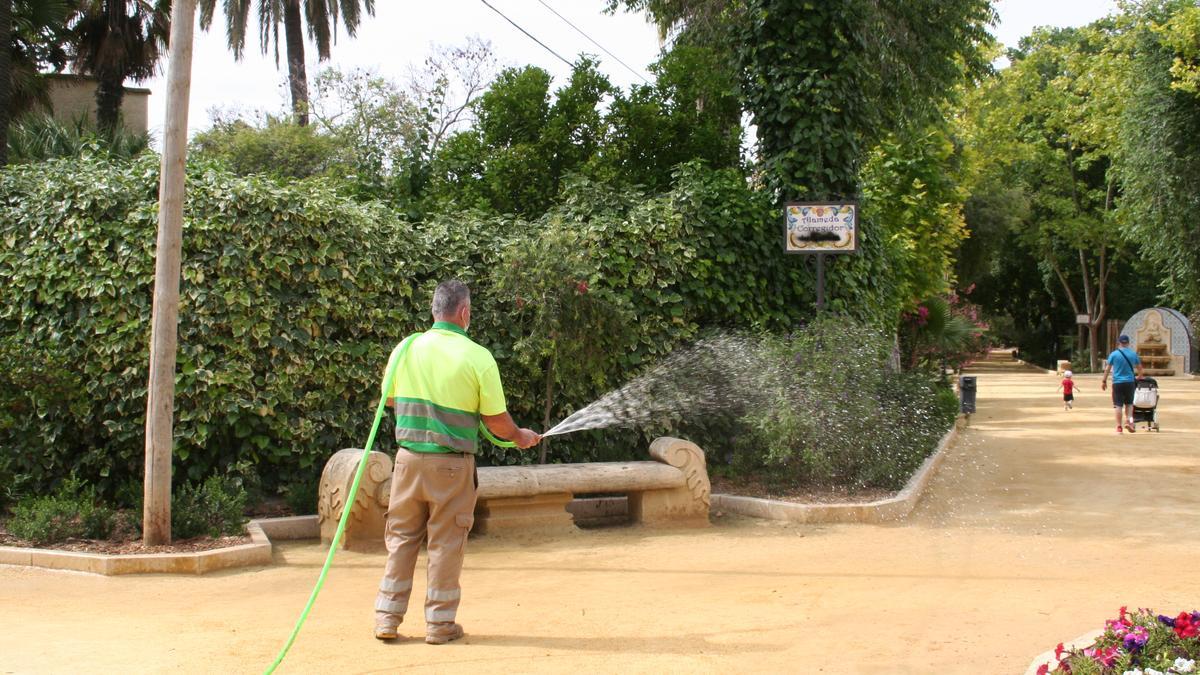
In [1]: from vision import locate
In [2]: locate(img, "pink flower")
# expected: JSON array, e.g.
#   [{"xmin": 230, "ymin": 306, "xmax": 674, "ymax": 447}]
[{"xmin": 1085, "ymin": 645, "xmax": 1119, "ymax": 667}]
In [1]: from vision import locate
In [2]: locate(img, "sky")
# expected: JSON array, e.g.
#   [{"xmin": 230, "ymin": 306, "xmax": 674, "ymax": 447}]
[{"xmin": 141, "ymin": 0, "xmax": 1122, "ymax": 141}]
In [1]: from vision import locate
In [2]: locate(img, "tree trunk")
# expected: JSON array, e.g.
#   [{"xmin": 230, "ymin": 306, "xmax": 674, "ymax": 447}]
[
  {"xmin": 1078, "ymin": 248, "xmax": 1095, "ymax": 369},
  {"xmin": 1089, "ymin": 245, "xmax": 1112, "ymax": 371},
  {"xmin": 1048, "ymin": 258, "xmax": 1084, "ymax": 362},
  {"xmin": 283, "ymin": 0, "xmax": 309, "ymax": 126},
  {"xmin": 539, "ymin": 352, "xmax": 555, "ymax": 464},
  {"xmin": 143, "ymin": 0, "xmax": 197, "ymax": 546},
  {"xmin": 95, "ymin": 71, "xmax": 127, "ymax": 137}
]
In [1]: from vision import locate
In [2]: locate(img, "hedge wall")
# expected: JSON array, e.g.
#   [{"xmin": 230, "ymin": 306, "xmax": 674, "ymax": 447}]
[
  {"xmin": 0, "ymin": 156, "xmax": 422, "ymax": 502},
  {"xmin": 0, "ymin": 156, "xmax": 841, "ymax": 504}
]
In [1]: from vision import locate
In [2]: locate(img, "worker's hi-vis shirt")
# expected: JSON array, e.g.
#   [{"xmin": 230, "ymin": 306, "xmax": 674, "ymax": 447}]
[{"xmin": 382, "ymin": 321, "xmax": 507, "ymax": 455}]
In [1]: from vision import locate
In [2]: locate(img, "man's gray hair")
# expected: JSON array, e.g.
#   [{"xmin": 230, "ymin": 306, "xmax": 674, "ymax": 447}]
[{"xmin": 432, "ymin": 280, "xmax": 471, "ymax": 317}]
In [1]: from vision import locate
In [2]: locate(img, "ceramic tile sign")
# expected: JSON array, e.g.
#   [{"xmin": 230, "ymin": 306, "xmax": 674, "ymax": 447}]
[{"xmin": 784, "ymin": 202, "xmax": 858, "ymax": 254}]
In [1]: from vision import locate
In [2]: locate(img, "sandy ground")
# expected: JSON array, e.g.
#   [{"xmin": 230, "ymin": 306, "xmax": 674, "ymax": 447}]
[{"xmin": 2, "ymin": 354, "xmax": 1198, "ymax": 674}]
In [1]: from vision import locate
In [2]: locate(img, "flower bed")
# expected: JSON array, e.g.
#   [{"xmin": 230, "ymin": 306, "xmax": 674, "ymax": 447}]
[{"xmin": 1036, "ymin": 607, "xmax": 1200, "ymax": 674}]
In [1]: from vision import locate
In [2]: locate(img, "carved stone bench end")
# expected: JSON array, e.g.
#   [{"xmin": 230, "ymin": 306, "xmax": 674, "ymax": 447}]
[
  {"xmin": 317, "ymin": 448, "xmax": 393, "ymax": 552},
  {"xmin": 637, "ymin": 437, "xmax": 712, "ymax": 527}
]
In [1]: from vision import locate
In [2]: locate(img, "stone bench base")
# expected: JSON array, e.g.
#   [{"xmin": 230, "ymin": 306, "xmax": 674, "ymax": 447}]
[
  {"xmin": 567, "ymin": 496, "xmax": 629, "ymax": 528},
  {"xmin": 474, "ymin": 493, "xmax": 575, "ymax": 535}
]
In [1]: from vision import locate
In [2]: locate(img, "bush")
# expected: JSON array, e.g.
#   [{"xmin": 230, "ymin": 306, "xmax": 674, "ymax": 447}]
[
  {"xmin": 6, "ymin": 478, "xmax": 115, "ymax": 545},
  {"xmin": 900, "ymin": 291, "xmax": 991, "ymax": 376},
  {"xmin": 0, "ymin": 335, "xmax": 92, "ymax": 505},
  {"xmin": 283, "ymin": 473, "xmax": 321, "ymax": 515},
  {"xmin": 725, "ymin": 318, "xmax": 958, "ymax": 490},
  {"xmin": 172, "ymin": 476, "xmax": 248, "ymax": 539},
  {"xmin": 7, "ymin": 114, "xmax": 151, "ymax": 164},
  {"xmin": 190, "ymin": 116, "xmax": 340, "ymax": 180},
  {"xmin": 934, "ymin": 385, "xmax": 961, "ymax": 419},
  {"xmin": 0, "ymin": 155, "xmax": 424, "ymax": 500}
]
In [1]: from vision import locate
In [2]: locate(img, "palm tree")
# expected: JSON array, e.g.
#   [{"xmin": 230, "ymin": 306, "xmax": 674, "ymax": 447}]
[
  {"xmin": 67, "ymin": 1, "xmax": 171, "ymax": 135},
  {"xmin": 1, "ymin": 0, "xmax": 11, "ymax": 165},
  {"xmin": 3, "ymin": 0, "xmax": 74, "ymax": 164},
  {"xmin": 199, "ymin": 0, "xmax": 375, "ymax": 126}
]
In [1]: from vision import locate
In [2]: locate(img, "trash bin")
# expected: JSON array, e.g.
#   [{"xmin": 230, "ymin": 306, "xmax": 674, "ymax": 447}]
[{"xmin": 959, "ymin": 375, "xmax": 977, "ymax": 414}]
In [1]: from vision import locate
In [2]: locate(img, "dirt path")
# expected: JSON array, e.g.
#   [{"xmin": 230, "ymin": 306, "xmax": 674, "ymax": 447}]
[{"xmin": 3, "ymin": 354, "xmax": 1198, "ymax": 674}]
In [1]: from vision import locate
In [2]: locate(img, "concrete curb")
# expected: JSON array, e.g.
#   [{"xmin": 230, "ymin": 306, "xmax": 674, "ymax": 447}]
[
  {"xmin": 1024, "ymin": 629, "xmax": 1103, "ymax": 675},
  {"xmin": 710, "ymin": 415, "xmax": 965, "ymax": 525},
  {"xmin": 0, "ymin": 514, "xmax": 319, "ymax": 576}
]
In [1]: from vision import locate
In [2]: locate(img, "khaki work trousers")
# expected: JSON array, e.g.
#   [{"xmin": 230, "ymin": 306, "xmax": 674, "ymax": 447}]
[{"xmin": 376, "ymin": 448, "xmax": 477, "ymax": 626}]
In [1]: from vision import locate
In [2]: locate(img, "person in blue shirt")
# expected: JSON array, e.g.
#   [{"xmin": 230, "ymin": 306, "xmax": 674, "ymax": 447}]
[{"xmin": 1101, "ymin": 334, "xmax": 1145, "ymax": 433}]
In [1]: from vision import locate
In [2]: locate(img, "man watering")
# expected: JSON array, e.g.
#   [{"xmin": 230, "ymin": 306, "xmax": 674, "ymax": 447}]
[{"xmin": 374, "ymin": 280, "xmax": 541, "ymax": 644}]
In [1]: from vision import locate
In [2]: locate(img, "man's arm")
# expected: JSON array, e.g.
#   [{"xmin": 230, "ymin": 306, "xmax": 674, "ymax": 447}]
[
  {"xmin": 482, "ymin": 412, "xmax": 540, "ymax": 449},
  {"xmin": 1101, "ymin": 362, "xmax": 1111, "ymax": 390}
]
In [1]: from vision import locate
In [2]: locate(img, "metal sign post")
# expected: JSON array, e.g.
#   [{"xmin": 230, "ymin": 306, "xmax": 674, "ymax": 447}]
[
  {"xmin": 816, "ymin": 253, "xmax": 825, "ymax": 311},
  {"xmin": 784, "ymin": 202, "xmax": 858, "ymax": 313}
]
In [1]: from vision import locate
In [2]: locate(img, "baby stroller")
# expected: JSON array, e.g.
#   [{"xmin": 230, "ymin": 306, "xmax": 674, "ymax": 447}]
[{"xmin": 1132, "ymin": 378, "xmax": 1161, "ymax": 432}]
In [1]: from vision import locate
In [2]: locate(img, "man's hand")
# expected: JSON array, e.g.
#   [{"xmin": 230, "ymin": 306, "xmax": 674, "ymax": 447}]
[
  {"xmin": 513, "ymin": 428, "xmax": 541, "ymax": 449},
  {"xmin": 483, "ymin": 412, "xmax": 542, "ymax": 449},
  {"xmin": 1101, "ymin": 380, "xmax": 1108, "ymax": 391}
]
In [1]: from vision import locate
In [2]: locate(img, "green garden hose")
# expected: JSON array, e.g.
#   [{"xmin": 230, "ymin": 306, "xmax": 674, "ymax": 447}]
[{"xmin": 264, "ymin": 333, "xmax": 515, "ymax": 674}]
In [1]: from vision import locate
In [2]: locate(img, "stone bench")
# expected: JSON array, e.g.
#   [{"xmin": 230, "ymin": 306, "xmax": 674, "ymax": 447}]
[{"xmin": 317, "ymin": 437, "xmax": 711, "ymax": 551}]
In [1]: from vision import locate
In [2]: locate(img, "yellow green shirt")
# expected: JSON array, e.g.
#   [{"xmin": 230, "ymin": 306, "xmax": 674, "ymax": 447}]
[{"xmin": 382, "ymin": 322, "xmax": 507, "ymax": 454}]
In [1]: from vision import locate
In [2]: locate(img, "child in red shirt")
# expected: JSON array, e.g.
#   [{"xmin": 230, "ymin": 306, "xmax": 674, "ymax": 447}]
[{"xmin": 1056, "ymin": 370, "xmax": 1076, "ymax": 410}]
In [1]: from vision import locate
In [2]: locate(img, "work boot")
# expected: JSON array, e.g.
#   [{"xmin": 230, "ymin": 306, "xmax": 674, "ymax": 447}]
[
  {"xmin": 374, "ymin": 614, "xmax": 402, "ymax": 640},
  {"xmin": 425, "ymin": 622, "xmax": 464, "ymax": 645}
]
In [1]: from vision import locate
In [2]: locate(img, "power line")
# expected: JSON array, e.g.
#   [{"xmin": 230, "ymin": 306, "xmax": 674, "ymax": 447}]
[
  {"xmin": 478, "ymin": 0, "xmax": 575, "ymax": 69},
  {"xmin": 535, "ymin": 0, "xmax": 651, "ymax": 84}
]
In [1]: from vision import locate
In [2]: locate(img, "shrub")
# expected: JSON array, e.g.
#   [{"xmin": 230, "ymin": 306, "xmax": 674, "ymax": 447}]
[
  {"xmin": 725, "ymin": 317, "xmax": 958, "ymax": 490},
  {"xmin": 190, "ymin": 116, "xmax": 341, "ymax": 180},
  {"xmin": 0, "ymin": 335, "xmax": 91, "ymax": 506},
  {"xmin": 934, "ymin": 385, "xmax": 961, "ymax": 419},
  {"xmin": 282, "ymin": 473, "xmax": 321, "ymax": 516},
  {"xmin": 900, "ymin": 291, "xmax": 991, "ymax": 376},
  {"xmin": 6, "ymin": 478, "xmax": 114, "ymax": 545},
  {"xmin": 172, "ymin": 476, "xmax": 248, "ymax": 539},
  {"xmin": 0, "ymin": 155, "xmax": 425, "ymax": 500},
  {"xmin": 6, "ymin": 114, "xmax": 151, "ymax": 164}
]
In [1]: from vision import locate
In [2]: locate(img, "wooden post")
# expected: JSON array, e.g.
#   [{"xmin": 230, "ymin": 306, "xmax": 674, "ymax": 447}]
[{"xmin": 143, "ymin": 0, "xmax": 197, "ymax": 546}]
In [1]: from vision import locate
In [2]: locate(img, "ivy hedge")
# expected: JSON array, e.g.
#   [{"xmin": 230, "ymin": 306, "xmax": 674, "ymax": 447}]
[
  {"xmin": 0, "ymin": 155, "xmax": 906, "ymax": 505},
  {"xmin": 0, "ymin": 156, "xmax": 418, "ymax": 503}
]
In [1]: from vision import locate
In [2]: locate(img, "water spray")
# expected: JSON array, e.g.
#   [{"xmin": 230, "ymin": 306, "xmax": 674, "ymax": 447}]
[{"xmin": 541, "ymin": 334, "xmax": 779, "ymax": 438}]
